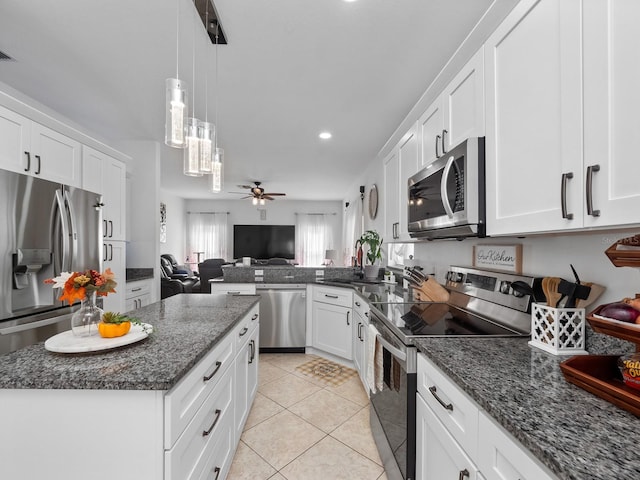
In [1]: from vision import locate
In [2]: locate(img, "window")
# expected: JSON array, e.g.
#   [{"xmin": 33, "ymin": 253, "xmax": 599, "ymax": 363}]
[
  {"xmin": 295, "ymin": 214, "xmax": 333, "ymax": 266},
  {"xmin": 186, "ymin": 212, "xmax": 229, "ymax": 261}
]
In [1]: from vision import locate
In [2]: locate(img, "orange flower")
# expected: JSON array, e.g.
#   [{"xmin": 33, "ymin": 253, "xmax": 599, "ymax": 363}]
[{"xmin": 44, "ymin": 268, "xmax": 118, "ymax": 305}]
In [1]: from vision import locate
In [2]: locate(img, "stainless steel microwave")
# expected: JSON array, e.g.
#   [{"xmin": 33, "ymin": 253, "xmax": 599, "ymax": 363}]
[{"xmin": 408, "ymin": 137, "xmax": 485, "ymax": 240}]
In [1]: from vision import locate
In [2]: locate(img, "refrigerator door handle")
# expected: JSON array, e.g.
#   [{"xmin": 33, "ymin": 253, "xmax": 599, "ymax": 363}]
[
  {"xmin": 53, "ymin": 189, "xmax": 71, "ymax": 274},
  {"xmin": 63, "ymin": 189, "xmax": 78, "ymax": 270}
]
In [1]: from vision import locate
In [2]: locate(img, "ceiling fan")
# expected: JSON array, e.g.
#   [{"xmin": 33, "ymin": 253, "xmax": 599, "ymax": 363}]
[{"xmin": 230, "ymin": 181, "xmax": 286, "ymax": 204}]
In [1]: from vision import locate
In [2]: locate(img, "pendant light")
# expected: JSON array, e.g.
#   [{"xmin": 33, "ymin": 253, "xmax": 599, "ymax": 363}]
[
  {"xmin": 184, "ymin": 0, "xmax": 202, "ymax": 177},
  {"xmin": 165, "ymin": 0, "xmax": 188, "ymax": 148},
  {"xmin": 198, "ymin": 1, "xmax": 214, "ymax": 174},
  {"xmin": 210, "ymin": 21, "xmax": 224, "ymax": 193}
]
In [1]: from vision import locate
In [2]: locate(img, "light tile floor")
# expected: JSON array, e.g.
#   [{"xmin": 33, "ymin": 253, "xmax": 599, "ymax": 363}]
[{"xmin": 228, "ymin": 353, "xmax": 387, "ymax": 480}]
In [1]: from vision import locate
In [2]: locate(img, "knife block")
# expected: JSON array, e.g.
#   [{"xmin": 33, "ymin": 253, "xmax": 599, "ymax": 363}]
[{"xmin": 529, "ymin": 303, "xmax": 587, "ymax": 356}]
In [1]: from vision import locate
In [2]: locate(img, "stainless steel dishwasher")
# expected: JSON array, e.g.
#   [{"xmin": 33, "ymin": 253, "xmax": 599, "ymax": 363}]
[{"xmin": 255, "ymin": 284, "xmax": 306, "ymax": 353}]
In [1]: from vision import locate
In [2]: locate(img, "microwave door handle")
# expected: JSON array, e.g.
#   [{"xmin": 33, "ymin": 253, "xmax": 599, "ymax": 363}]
[
  {"xmin": 440, "ymin": 155, "xmax": 456, "ymax": 218},
  {"xmin": 54, "ymin": 189, "xmax": 71, "ymax": 273},
  {"xmin": 63, "ymin": 190, "xmax": 78, "ymax": 270}
]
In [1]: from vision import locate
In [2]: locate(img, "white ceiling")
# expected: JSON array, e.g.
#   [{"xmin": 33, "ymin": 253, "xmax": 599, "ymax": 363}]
[{"xmin": 0, "ymin": 0, "xmax": 506, "ymax": 201}]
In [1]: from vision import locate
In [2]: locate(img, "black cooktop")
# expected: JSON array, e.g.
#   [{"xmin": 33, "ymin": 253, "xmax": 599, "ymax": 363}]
[{"xmin": 370, "ymin": 301, "xmax": 525, "ymax": 338}]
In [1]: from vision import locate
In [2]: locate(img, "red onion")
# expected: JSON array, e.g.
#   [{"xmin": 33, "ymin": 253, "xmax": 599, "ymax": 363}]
[{"xmin": 600, "ymin": 302, "xmax": 640, "ymax": 323}]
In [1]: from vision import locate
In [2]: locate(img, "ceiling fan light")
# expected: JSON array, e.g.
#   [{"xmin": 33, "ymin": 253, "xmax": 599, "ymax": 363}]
[
  {"xmin": 165, "ymin": 78, "xmax": 188, "ymax": 148},
  {"xmin": 252, "ymin": 197, "xmax": 258, "ymax": 206},
  {"xmin": 259, "ymin": 198, "xmax": 265, "ymax": 206},
  {"xmin": 183, "ymin": 117, "xmax": 202, "ymax": 177}
]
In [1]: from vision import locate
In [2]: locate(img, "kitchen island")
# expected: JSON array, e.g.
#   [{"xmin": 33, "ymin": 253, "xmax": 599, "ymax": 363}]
[
  {"xmin": 415, "ymin": 337, "xmax": 640, "ymax": 480},
  {"xmin": 0, "ymin": 294, "xmax": 260, "ymax": 480}
]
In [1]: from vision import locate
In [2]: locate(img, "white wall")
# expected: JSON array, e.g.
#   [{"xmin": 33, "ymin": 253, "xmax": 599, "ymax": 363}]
[
  {"xmin": 185, "ymin": 198, "xmax": 343, "ymax": 263},
  {"xmin": 159, "ymin": 191, "xmax": 187, "ymax": 261}
]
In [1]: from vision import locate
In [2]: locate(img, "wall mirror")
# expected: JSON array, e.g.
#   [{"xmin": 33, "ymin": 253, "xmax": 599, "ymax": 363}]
[{"xmin": 368, "ymin": 184, "xmax": 378, "ymax": 220}]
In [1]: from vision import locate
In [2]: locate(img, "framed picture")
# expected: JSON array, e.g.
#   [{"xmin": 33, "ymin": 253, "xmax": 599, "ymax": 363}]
[
  {"xmin": 472, "ymin": 244, "xmax": 522, "ymax": 273},
  {"xmin": 160, "ymin": 202, "xmax": 167, "ymax": 243}
]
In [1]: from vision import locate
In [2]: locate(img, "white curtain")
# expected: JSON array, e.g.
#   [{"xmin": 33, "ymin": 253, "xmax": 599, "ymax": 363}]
[
  {"xmin": 186, "ymin": 213, "xmax": 229, "ymax": 261},
  {"xmin": 295, "ymin": 214, "xmax": 333, "ymax": 266},
  {"xmin": 343, "ymin": 201, "xmax": 358, "ymax": 266}
]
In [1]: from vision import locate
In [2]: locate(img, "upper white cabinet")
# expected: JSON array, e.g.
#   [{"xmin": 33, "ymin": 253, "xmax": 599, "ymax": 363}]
[
  {"xmin": 0, "ymin": 105, "xmax": 81, "ymax": 186},
  {"xmin": 384, "ymin": 124, "xmax": 419, "ymax": 242},
  {"xmin": 84, "ymin": 146, "xmax": 127, "ymax": 241},
  {"xmin": 582, "ymin": 0, "xmax": 640, "ymax": 228},
  {"xmin": 485, "ymin": 0, "xmax": 640, "ymax": 235},
  {"xmin": 420, "ymin": 48, "xmax": 485, "ymax": 168}
]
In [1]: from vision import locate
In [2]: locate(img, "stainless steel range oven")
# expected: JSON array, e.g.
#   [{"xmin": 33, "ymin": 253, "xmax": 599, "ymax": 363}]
[{"xmin": 368, "ymin": 266, "xmax": 540, "ymax": 480}]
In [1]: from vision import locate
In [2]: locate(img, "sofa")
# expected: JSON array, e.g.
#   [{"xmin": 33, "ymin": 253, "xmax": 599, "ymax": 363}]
[{"xmin": 160, "ymin": 256, "xmax": 200, "ymax": 298}]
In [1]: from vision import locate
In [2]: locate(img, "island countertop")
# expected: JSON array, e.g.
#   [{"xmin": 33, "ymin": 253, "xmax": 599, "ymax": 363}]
[
  {"xmin": 414, "ymin": 337, "xmax": 640, "ymax": 480},
  {"xmin": 0, "ymin": 294, "xmax": 260, "ymax": 391}
]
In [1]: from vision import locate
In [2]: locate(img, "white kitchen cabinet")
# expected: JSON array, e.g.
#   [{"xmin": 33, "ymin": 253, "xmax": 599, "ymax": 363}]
[
  {"xmin": 81, "ymin": 144, "xmax": 105, "ymax": 194},
  {"xmin": 234, "ymin": 315, "xmax": 259, "ymax": 442},
  {"xmin": 125, "ymin": 279, "xmax": 152, "ymax": 312},
  {"xmin": 419, "ymin": 47, "xmax": 485, "ymax": 168},
  {"xmin": 311, "ymin": 285, "xmax": 353, "ymax": 361},
  {"xmin": 383, "ymin": 124, "xmax": 419, "ymax": 242},
  {"xmin": 102, "ymin": 240, "xmax": 126, "ymax": 313},
  {"xmin": 582, "ymin": 0, "xmax": 640, "ymax": 228},
  {"xmin": 210, "ymin": 282, "xmax": 257, "ymax": 295},
  {"xmin": 484, "ymin": 0, "xmax": 583, "ymax": 235},
  {"xmin": 0, "ymin": 104, "xmax": 81, "ymax": 186},
  {"xmin": 352, "ymin": 294, "xmax": 370, "ymax": 392},
  {"xmin": 416, "ymin": 393, "xmax": 481, "ymax": 480}
]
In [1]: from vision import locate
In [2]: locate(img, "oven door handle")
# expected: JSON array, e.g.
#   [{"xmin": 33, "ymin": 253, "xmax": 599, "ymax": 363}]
[
  {"xmin": 440, "ymin": 154, "xmax": 456, "ymax": 219},
  {"xmin": 376, "ymin": 334, "xmax": 406, "ymax": 362}
]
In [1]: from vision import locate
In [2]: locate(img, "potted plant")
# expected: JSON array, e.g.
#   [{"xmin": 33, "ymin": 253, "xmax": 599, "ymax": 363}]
[{"xmin": 356, "ymin": 230, "xmax": 383, "ymax": 280}]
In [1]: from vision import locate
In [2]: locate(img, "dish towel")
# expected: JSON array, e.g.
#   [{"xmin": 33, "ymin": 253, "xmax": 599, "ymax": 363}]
[{"xmin": 367, "ymin": 324, "xmax": 384, "ymax": 394}]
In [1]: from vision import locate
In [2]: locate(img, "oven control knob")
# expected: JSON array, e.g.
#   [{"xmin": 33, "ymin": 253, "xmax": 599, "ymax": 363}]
[
  {"xmin": 499, "ymin": 281, "xmax": 511, "ymax": 294},
  {"xmin": 512, "ymin": 289, "xmax": 525, "ymax": 298},
  {"xmin": 449, "ymin": 272, "xmax": 463, "ymax": 283}
]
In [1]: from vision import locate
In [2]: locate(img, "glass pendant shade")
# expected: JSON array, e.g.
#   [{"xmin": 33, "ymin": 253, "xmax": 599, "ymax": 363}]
[
  {"xmin": 210, "ymin": 155, "xmax": 223, "ymax": 193},
  {"xmin": 183, "ymin": 117, "xmax": 202, "ymax": 177},
  {"xmin": 165, "ymin": 78, "xmax": 188, "ymax": 148},
  {"xmin": 198, "ymin": 121, "xmax": 214, "ymax": 174}
]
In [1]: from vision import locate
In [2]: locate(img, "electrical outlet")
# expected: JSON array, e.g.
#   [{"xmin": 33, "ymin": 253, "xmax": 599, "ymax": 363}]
[{"xmin": 255, "ymin": 270, "xmax": 264, "ymax": 276}]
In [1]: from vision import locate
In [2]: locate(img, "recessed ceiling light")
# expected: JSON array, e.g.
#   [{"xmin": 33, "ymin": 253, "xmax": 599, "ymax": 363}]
[
  {"xmin": 343, "ymin": 0, "xmax": 358, "ymax": 2},
  {"xmin": 319, "ymin": 132, "xmax": 332, "ymax": 140}
]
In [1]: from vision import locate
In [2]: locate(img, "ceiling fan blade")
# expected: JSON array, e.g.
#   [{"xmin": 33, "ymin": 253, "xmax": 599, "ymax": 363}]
[
  {"xmin": 263, "ymin": 193, "xmax": 286, "ymax": 196},
  {"xmin": 262, "ymin": 195, "xmax": 276, "ymax": 201},
  {"xmin": 237, "ymin": 184, "xmax": 253, "ymax": 189},
  {"xmin": 229, "ymin": 191, "xmax": 249, "ymax": 195}
]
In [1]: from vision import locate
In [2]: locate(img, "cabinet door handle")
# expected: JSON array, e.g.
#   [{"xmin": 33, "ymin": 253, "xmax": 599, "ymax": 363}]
[
  {"xmin": 203, "ymin": 361, "xmax": 222, "ymax": 382},
  {"xmin": 132, "ymin": 287, "xmax": 142, "ymax": 292},
  {"xmin": 24, "ymin": 151, "xmax": 31, "ymax": 172},
  {"xmin": 586, "ymin": 164, "xmax": 600, "ymax": 217},
  {"xmin": 249, "ymin": 339, "xmax": 255, "ymax": 364},
  {"xmin": 103, "ymin": 243, "xmax": 107, "ymax": 262},
  {"xmin": 251, "ymin": 313, "xmax": 259, "ymax": 321},
  {"xmin": 108, "ymin": 220, "xmax": 113, "ymax": 238},
  {"xmin": 211, "ymin": 467, "xmax": 221, "ymax": 480},
  {"xmin": 441, "ymin": 129, "xmax": 448, "ymax": 154},
  {"xmin": 435, "ymin": 134, "xmax": 441, "ymax": 158},
  {"xmin": 202, "ymin": 408, "xmax": 222, "ymax": 437},
  {"xmin": 239, "ymin": 327, "xmax": 248, "ymax": 337},
  {"xmin": 346, "ymin": 310, "xmax": 350, "ymax": 326},
  {"xmin": 108, "ymin": 243, "xmax": 113, "ymax": 261},
  {"xmin": 227, "ymin": 291, "xmax": 240, "ymax": 295},
  {"xmin": 103, "ymin": 220, "xmax": 107, "ymax": 238},
  {"xmin": 561, "ymin": 172, "xmax": 574, "ymax": 220},
  {"xmin": 365, "ymin": 311, "xmax": 369, "ymax": 318},
  {"xmin": 458, "ymin": 468, "xmax": 470, "ymax": 480},
  {"xmin": 324, "ymin": 294, "xmax": 339, "ymax": 299},
  {"xmin": 355, "ymin": 301, "xmax": 361, "ymax": 307},
  {"xmin": 358, "ymin": 323, "xmax": 363, "ymax": 340},
  {"xmin": 34, "ymin": 155, "xmax": 41, "ymax": 174},
  {"xmin": 429, "ymin": 385, "xmax": 453, "ymax": 411}
]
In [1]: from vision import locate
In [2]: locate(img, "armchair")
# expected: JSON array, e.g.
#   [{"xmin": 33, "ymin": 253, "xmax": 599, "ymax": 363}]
[
  {"xmin": 198, "ymin": 258, "xmax": 230, "ymax": 293},
  {"xmin": 161, "ymin": 254, "xmax": 197, "ymax": 276},
  {"xmin": 160, "ymin": 257, "xmax": 200, "ymax": 295}
]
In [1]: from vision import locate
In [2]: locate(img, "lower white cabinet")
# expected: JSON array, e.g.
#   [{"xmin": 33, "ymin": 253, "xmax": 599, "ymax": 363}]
[
  {"xmin": 416, "ymin": 353, "xmax": 557, "ymax": 480},
  {"xmin": 233, "ymin": 311, "xmax": 260, "ymax": 442},
  {"xmin": 352, "ymin": 294, "xmax": 370, "ymax": 391},
  {"xmin": 210, "ymin": 283, "xmax": 257, "ymax": 295},
  {"xmin": 416, "ymin": 393, "xmax": 481, "ymax": 480},
  {"xmin": 125, "ymin": 279, "xmax": 152, "ymax": 312},
  {"xmin": 310, "ymin": 285, "xmax": 354, "ymax": 361}
]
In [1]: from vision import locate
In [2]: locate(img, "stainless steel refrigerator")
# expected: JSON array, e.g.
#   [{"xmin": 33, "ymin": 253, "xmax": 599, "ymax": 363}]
[{"xmin": 0, "ymin": 168, "xmax": 102, "ymax": 354}]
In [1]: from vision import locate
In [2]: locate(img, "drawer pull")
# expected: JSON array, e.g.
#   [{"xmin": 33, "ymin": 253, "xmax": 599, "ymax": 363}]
[
  {"xmin": 355, "ymin": 301, "xmax": 361, "ymax": 307},
  {"xmin": 227, "ymin": 291, "xmax": 241, "ymax": 294},
  {"xmin": 203, "ymin": 361, "xmax": 222, "ymax": 382},
  {"xmin": 251, "ymin": 313, "xmax": 259, "ymax": 321},
  {"xmin": 429, "ymin": 385, "xmax": 453, "ymax": 411},
  {"xmin": 239, "ymin": 327, "xmax": 249, "ymax": 337},
  {"xmin": 458, "ymin": 468, "xmax": 469, "ymax": 480},
  {"xmin": 211, "ymin": 467, "xmax": 221, "ymax": 480},
  {"xmin": 324, "ymin": 294, "xmax": 339, "ymax": 299},
  {"xmin": 202, "ymin": 408, "xmax": 222, "ymax": 437},
  {"xmin": 131, "ymin": 287, "xmax": 142, "ymax": 292}
]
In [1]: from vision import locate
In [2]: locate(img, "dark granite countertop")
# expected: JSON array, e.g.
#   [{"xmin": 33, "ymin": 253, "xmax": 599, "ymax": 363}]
[
  {"xmin": 0, "ymin": 294, "xmax": 260, "ymax": 391},
  {"xmin": 125, "ymin": 268, "xmax": 154, "ymax": 282},
  {"xmin": 414, "ymin": 337, "xmax": 640, "ymax": 480}
]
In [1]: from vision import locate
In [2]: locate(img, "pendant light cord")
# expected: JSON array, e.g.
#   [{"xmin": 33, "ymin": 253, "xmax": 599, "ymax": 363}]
[
  {"xmin": 175, "ymin": 0, "xmax": 180, "ymax": 78},
  {"xmin": 204, "ymin": 2, "xmax": 209, "ymax": 122},
  {"xmin": 214, "ymin": 22, "xmax": 219, "ymax": 149},
  {"xmin": 191, "ymin": 0, "xmax": 196, "ymax": 114}
]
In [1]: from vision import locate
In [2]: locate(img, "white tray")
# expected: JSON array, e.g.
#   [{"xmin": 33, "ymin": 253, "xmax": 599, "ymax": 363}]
[{"xmin": 44, "ymin": 323, "xmax": 153, "ymax": 353}]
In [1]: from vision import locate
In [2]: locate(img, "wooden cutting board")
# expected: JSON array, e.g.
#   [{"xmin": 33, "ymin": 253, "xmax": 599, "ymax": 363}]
[{"xmin": 412, "ymin": 276, "xmax": 450, "ymax": 302}]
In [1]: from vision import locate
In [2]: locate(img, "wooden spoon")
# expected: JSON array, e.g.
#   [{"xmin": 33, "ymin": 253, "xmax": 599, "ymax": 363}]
[{"xmin": 545, "ymin": 277, "xmax": 563, "ymax": 308}]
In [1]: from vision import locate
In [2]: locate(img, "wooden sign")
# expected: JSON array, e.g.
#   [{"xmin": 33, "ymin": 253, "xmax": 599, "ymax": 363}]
[{"xmin": 473, "ymin": 244, "xmax": 522, "ymax": 273}]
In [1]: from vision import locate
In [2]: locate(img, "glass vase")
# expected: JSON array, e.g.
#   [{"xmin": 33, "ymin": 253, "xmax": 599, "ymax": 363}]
[{"xmin": 71, "ymin": 292, "xmax": 103, "ymax": 337}]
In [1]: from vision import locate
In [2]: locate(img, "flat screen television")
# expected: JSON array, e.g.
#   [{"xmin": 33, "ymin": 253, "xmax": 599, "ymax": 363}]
[{"xmin": 233, "ymin": 225, "xmax": 295, "ymax": 260}]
